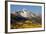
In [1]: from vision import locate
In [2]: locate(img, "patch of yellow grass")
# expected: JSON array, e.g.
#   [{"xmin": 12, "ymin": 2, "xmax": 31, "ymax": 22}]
[{"xmin": 11, "ymin": 23, "xmax": 42, "ymax": 29}]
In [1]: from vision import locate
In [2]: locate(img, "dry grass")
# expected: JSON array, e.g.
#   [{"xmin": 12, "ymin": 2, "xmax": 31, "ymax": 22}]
[{"xmin": 11, "ymin": 20, "xmax": 42, "ymax": 29}]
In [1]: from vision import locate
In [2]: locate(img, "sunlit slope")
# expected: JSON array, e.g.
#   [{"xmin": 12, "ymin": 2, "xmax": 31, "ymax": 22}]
[{"xmin": 11, "ymin": 20, "xmax": 42, "ymax": 29}]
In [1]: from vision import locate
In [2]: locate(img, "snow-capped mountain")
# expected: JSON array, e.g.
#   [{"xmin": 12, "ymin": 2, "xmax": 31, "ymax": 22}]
[
  {"xmin": 15, "ymin": 8, "xmax": 37, "ymax": 19},
  {"xmin": 11, "ymin": 8, "xmax": 41, "ymax": 24}
]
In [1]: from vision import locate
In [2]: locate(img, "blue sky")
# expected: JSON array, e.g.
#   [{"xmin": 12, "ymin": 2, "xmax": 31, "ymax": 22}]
[{"xmin": 10, "ymin": 5, "xmax": 42, "ymax": 15}]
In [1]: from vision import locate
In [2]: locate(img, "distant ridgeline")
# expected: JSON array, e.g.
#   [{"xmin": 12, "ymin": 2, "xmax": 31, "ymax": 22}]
[
  {"xmin": 16, "ymin": 9, "xmax": 37, "ymax": 18},
  {"xmin": 11, "ymin": 9, "xmax": 41, "ymax": 24}
]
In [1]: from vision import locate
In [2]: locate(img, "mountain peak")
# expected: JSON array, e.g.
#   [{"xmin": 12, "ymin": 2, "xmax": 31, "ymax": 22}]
[{"xmin": 22, "ymin": 8, "xmax": 27, "ymax": 11}]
